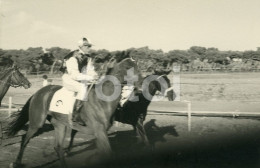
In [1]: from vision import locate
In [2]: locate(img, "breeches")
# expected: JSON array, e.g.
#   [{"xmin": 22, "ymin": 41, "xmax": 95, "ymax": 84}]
[{"xmin": 62, "ymin": 74, "xmax": 88, "ymax": 101}]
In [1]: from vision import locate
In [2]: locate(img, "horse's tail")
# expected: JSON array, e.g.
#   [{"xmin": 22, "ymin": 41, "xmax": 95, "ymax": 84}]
[{"xmin": 6, "ymin": 96, "xmax": 32, "ymax": 136}]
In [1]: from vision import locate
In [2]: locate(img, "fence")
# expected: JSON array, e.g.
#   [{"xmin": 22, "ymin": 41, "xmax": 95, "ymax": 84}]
[
  {"xmin": 147, "ymin": 100, "xmax": 260, "ymax": 132},
  {"xmin": 24, "ymin": 71, "xmax": 62, "ymax": 79},
  {"xmin": 0, "ymin": 97, "xmax": 21, "ymax": 117}
]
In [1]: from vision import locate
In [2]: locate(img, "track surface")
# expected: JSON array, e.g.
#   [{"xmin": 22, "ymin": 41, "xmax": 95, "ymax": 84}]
[{"xmin": 1, "ymin": 114, "xmax": 260, "ymax": 168}]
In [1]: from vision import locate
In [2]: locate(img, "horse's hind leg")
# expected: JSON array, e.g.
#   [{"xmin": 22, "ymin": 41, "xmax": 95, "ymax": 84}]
[
  {"xmin": 51, "ymin": 118, "xmax": 68, "ymax": 168},
  {"xmin": 67, "ymin": 129, "xmax": 78, "ymax": 153},
  {"xmin": 11, "ymin": 126, "xmax": 41, "ymax": 168},
  {"xmin": 135, "ymin": 117, "xmax": 149, "ymax": 146},
  {"xmin": 94, "ymin": 123, "xmax": 112, "ymax": 157}
]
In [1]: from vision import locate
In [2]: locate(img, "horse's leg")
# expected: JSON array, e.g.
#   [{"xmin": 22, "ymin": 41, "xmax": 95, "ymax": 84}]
[
  {"xmin": 51, "ymin": 118, "xmax": 68, "ymax": 168},
  {"xmin": 94, "ymin": 123, "xmax": 112, "ymax": 157},
  {"xmin": 67, "ymin": 129, "xmax": 78, "ymax": 152},
  {"xmin": 11, "ymin": 126, "xmax": 42, "ymax": 168},
  {"xmin": 135, "ymin": 116, "xmax": 149, "ymax": 146}
]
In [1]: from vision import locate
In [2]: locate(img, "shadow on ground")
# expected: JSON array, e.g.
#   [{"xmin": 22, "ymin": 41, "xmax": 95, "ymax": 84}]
[{"xmin": 2, "ymin": 119, "xmax": 260, "ymax": 168}]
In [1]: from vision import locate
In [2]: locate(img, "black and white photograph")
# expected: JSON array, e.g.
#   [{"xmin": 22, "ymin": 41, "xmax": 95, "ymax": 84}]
[{"xmin": 0, "ymin": 0, "xmax": 260, "ymax": 167}]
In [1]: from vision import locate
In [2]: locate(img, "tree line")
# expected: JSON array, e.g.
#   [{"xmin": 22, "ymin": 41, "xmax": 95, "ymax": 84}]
[{"xmin": 1, "ymin": 46, "xmax": 260, "ymax": 74}]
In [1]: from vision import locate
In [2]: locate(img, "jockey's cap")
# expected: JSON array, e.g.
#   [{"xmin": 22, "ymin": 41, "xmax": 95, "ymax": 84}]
[{"xmin": 78, "ymin": 37, "xmax": 93, "ymax": 47}]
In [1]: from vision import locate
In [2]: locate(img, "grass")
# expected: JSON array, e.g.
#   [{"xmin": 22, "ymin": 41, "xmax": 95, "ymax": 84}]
[
  {"xmin": 2, "ymin": 72, "xmax": 260, "ymax": 107},
  {"xmin": 171, "ymin": 72, "xmax": 260, "ymax": 102}
]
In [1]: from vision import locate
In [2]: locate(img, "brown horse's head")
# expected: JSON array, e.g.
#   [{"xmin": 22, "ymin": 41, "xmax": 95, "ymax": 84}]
[
  {"xmin": 93, "ymin": 53, "xmax": 143, "ymax": 103},
  {"xmin": 93, "ymin": 50, "xmax": 143, "ymax": 90},
  {"xmin": 9, "ymin": 65, "xmax": 31, "ymax": 89},
  {"xmin": 106, "ymin": 56, "xmax": 143, "ymax": 91}
]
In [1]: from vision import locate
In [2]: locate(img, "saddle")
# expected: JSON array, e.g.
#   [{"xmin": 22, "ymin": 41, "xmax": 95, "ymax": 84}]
[{"xmin": 49, "ymin": 87, "xmax": 76, "ymax": 115}]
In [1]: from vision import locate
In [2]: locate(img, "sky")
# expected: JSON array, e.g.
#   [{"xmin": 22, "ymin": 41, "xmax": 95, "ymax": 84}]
[{"xmin": 1, "ymin": 0, "xmax": 260, "ymax": 52}]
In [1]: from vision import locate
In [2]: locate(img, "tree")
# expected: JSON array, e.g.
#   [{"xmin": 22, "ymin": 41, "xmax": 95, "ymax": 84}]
[
  {"xmin": 189, "ymin": 46, "xmax": 207, "ymax": 60},
  {"xmin": 166, "ymin": 50, "xmax": 190, "ymax": 64},
  {"xmin": 91, "ymin": 49, "xmax": 111, "ymax": 62},
  {"xmin": 127, "ymin": 47, "xmax": 154, "ymax": 72},
  {"xmin": 243, "ymin": 50, "xmax": 260, "ymax": 61},
  {"xmin": 0, "ymin": 49, "xmax": 13, "ymax": 68},
  {"xmin": 45, "ymin": 47, "xmax": 71, "ymax": 74}
]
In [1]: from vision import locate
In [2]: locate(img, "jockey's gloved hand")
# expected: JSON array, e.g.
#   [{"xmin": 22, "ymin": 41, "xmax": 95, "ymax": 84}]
[{"xmin": 92, "ymin": 74, "xmax": 99, "ymax": 81}]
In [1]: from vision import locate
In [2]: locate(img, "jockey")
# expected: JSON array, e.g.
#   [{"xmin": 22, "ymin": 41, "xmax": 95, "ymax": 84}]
[{"xmin": 61, "ymin": 37, "xmax": 98, "ymax": 123}]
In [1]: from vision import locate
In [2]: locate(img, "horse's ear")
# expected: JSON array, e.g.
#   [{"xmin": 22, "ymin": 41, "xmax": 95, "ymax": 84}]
[{"xmin": 107, "ymin": 58, "xmax": 116, "ymax": 69}]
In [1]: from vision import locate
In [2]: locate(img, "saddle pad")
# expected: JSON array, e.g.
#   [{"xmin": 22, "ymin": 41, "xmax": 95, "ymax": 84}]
[{"xmin": 49, "ymin": 87, "xmax": 76, "ymax": 114}]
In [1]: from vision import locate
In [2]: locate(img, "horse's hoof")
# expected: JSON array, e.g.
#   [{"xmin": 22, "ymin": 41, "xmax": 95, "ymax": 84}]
[
  {"xmin": 64, "ymin": 148, "xmax": 71, "ymax": 157},
  {"xmin": 9, "ymin": 162, "xmax": 24, "ymax": 168},
  {"xmin": 9, "ymin": 163, "xmax": 13, "ymax": 168},
  {"xmin": 64, "ymin": 151, "xmax": 69, "ymax": 157}
]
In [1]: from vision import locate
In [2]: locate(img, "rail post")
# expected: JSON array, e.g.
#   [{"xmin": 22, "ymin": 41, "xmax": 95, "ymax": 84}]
[
  {"xmin": 183, "ymin": 100, "xmax": 191, "ymax": 132},
  {"xmin": 8, "ymin": 97, "xmax": 12, "ymax": 117},
  {"xmin": 0, "ymin": 122, "xmax": 2, "ymax": 145},
  {"xmin": 187, "ymin": 101, "xmax": 191, "ymax": 132}
]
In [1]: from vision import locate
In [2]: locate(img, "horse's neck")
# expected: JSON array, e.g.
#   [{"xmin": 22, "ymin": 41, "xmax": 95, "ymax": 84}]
[
  {"xmin": 134, "ymin": 81, "xmax": 158, "ymax": 107},
  {"xmin": 0, "ymin": 82, "xmax": 11, "ymax": 104},
  {"xmin": 0, "ymin": 72, "xmax": 12, "ymax": 98},
  {"xmin": 92, "ymin": 81, "xmax": 122, "ymax": 113},
  {"xmin": 102, "ymin": 81, "xmax": 121, "ymax": 99}
]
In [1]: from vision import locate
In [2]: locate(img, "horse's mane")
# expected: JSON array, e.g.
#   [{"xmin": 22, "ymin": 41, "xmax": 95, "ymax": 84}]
[
  {"xmin": 104, "ymin": 57, "xmax": 134, "ymax": 76},
  {"xmin": 0, "ymin": 68, "xmax": 13, "ymax": 80},
  {"xmin": 114, "ymin": 50, "xmax": 132, "ymax": 62}
]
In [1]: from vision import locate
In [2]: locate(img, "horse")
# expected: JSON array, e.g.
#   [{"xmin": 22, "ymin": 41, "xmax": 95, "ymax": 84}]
[
  {"xmin": 0, "ymin": 65, "xmax": 31, "ymax": 106},
  {"xmin": 6, "ymin": 57, "xmax": 143, "ymax": 168},
  {"xmin": 114, "ymin": 69, "xmax": 175, "ymax": 145},
  {"xmin": 67, "ymin": 69, "xmax": 175, "ymax": 152},
  {"xmin": 113, "ymin": 69, "xmax": 175, "ymax": 145}
]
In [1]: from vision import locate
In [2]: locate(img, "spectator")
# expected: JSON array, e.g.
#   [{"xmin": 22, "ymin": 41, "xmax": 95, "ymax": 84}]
[{"xmin": 42, "ymin": 75, "xmax": 49, "ymax": 87}]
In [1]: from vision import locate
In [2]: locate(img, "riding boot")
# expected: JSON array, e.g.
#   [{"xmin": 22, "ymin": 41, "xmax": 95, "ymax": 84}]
[{"xmin": 72, "ymin": 100, "xmax": 83, "ymax": 124}]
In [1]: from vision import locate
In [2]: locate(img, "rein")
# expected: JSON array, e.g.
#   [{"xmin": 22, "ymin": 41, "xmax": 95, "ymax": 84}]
[
  {"xmin": 84, "ymin": 56, "xmax": 110, "ymax": 98},
  {"xmin": 156, "ymin": 74, "xmax": 166, "ymax": 80}
]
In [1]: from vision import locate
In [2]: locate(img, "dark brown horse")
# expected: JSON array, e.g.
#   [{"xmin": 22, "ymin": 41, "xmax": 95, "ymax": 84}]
[
  {"xmin": 113, "ymin": 69, "xmax": 175, "ymax": 145},
  {"xmin": 7, "ymin": 57, "xmax": 143, "ymax": 168},
  {"xmin": 0, "ymin": 65, "xmax": 31, "ymax": 106},
  {"xmin": 67, "ymin": 69, "xmax": 175, "ymax": 151}
]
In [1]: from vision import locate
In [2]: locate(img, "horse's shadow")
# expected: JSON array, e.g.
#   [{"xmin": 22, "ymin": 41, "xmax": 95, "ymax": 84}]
[
  {"xmin": 65, "ymin": 119, "xmax": 179, "ymax": 155},
  {"xmin": 43, "ymin": 118, "xmax": 178, "ymax": 158},
  {"xmin": 144, "ymin": 119, "xmax": 179, "ymax": 149},
  {"xmin": 108, "ymin": 119, "xmax": 179, "ymax": 154},
  {"xmin": 4, "ymin": 118, "xmax": 178, "ymax": 150}
]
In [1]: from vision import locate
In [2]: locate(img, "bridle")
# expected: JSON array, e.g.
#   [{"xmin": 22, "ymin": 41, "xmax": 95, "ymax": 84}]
[
  {"xmin": 0, "ymin": 68, "xmax": 28, "ymax": 88},
  {"xmin": 10, "ymin": 70, "xmax": 26, "ymax": 88}
]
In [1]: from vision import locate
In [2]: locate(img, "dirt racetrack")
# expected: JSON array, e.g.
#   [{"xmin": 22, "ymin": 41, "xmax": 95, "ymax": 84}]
[
  {"xmin": 1, "ymin": 113, "xmax": 260, "ymax": 168},
  {"xmin": 1, "ymin": 72, "xmax": 260, "ymax": 167}
]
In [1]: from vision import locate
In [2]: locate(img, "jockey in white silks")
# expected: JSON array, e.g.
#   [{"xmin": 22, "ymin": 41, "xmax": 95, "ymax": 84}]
[{"xmin": 61, "ymin": 37, "xmax": 98, "ymax": 123}]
